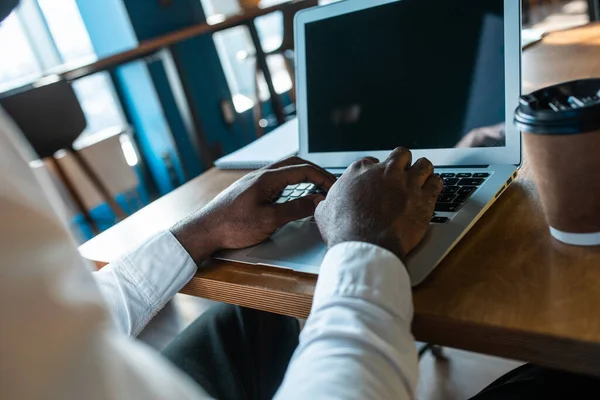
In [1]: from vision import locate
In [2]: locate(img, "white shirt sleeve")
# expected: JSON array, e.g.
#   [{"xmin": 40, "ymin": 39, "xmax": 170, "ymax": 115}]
[
  {"xmin": 0, "ymin": 110, "xmax": 210, "ymax": 400},
  {"xmin": 276, "ymin": 242, "xmax": 419, "ymax": 400},
  {"xmin": 94, "ymin": 231, "xmax": 198, "ymax": 336}
]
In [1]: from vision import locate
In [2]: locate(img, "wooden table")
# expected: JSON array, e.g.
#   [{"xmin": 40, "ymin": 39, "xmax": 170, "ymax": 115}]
[{"xmin": 80, "ymin": 24, "xmax": 600, "ymax": 376}]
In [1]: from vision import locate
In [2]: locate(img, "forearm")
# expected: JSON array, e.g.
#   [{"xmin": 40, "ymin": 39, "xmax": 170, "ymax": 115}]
[
  {"xmin": 276, "ymin": 242, "xmax": 418, "ymax": 399},
  {"xmin": 94, "ymin": 231, "xmax": 200, "ymax": 336}
]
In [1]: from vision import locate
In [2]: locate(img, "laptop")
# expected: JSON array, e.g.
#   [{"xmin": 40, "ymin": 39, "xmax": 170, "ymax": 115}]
[{"xmin": 217, "ymin": 0, "xmax": 522, "ymax": 286}]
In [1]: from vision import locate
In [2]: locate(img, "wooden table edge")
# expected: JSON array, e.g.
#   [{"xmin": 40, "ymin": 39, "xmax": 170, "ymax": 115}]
[
  {"xmin": 413, "ymin": 314, "xmax": 600, "ymax": 376},
  {"xmin": 181, "ymin": 273, "xmax": 314, "ymax": 319}
]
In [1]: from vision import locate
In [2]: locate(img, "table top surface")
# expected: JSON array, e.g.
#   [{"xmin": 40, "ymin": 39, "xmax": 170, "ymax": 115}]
[{"xmin": 80, "ymin": 23, "xmax": 600, "ymax": 374}]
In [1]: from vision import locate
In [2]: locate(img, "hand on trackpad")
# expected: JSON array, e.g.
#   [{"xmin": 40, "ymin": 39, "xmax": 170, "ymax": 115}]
[{"xmin": 248, "ymin": 220, "xmax": 328, "ymax": 266}]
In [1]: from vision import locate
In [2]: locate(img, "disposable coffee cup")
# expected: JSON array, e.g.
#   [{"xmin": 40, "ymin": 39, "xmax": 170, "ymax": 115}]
[{"xmin": 514, "ymin": 78, "xmax": 600, "ymax": 246}]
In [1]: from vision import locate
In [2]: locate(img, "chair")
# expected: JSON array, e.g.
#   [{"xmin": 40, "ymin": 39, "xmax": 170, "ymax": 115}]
[
  {"xmin": 0, "ymin": 77, "xmax": 127, "ymax": 234},
  {"xmin": 251, "ymin": 0, "xmax": 319, "ymax": 137}
]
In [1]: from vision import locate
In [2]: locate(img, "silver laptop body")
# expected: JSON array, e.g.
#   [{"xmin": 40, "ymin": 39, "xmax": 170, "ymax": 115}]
[{"xmin": 217, "ymin": 0, "xmax": 522, "ymax": 286}]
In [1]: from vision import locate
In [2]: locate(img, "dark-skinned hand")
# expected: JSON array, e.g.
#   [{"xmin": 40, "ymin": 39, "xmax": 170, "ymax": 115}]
[
  {"xmin": 171, "ymin": 157, "xmax": 336, "ymax": 264},
  {"xmin": 315, "ymin": 148, "xmax": 443, "ymax": 260}
]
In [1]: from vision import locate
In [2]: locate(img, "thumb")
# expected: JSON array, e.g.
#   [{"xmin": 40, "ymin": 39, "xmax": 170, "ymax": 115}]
[{"xmin": 274, "ymin": 194, "xmax": 325, "ymax": 225}]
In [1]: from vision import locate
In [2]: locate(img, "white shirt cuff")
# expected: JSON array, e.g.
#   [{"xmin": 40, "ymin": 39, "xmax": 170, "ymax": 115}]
[
  {"xmin": 314, "ymin": 242, "xmax": 413, "ymax": 323},
  {"xmin": 117, "ymin": 231, "xmax": 197, "ymax": 311}
]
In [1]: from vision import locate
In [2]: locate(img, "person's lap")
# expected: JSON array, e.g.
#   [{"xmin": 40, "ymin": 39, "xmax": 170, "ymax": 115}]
[
  {"xmin": 163, "ymin": 304, "xmax": 600, "ymax": 400},
  {"xmin": 162, "ymin": 304, "xmax": 299, "ymax": 400}
]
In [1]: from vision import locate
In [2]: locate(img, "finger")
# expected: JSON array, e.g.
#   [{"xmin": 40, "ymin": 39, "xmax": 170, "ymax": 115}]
[
  {"xmin": 410, "ymin": 158, "xmax": 435, "ymax": 187},
  {"xmin": 266, "ymin": 156, "xmax": 305, "ymax": 169},
  {"xmin": 361, "ymin": 156, "xmax": 380, "ymax": 164},
  {"xmin": 348, "ymin": 156, "xmax": 379, "ymax": 173},
  {"xmin": 274, "ymin": 194, "xmax": 325, "ymax": 225},
  {"xmin": 263, "ymin": 164, "xmax": 336, "ymax": 191},
  {"xmin": 423, "ymin": 173, "xmax": 444, "ymax": 198},
  {"xmin": 265, "ymin": 156, "xmax": 337, "ymax": 182},
  {"xmin": 385, "ymin": 147, "xmax": 412, "ymax": 170}
]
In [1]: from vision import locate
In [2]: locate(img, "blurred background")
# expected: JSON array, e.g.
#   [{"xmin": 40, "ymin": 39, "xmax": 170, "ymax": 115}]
[{"xmin": 0, "ymin": 0, "xmax": 596, "ymax": 241}]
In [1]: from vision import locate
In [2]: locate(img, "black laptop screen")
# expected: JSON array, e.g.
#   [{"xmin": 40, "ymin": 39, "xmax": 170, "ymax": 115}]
[{"xmin": 305, "ymin": 0, "xmax": 507, "ymax": 152}]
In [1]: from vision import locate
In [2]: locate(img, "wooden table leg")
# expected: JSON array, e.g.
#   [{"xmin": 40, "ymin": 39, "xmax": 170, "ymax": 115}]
[{"xmin": 50, "ymin": 157, "xmax": 100, "ymax": 235}]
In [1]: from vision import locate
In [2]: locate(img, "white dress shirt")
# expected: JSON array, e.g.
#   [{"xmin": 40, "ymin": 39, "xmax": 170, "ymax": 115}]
[{"xmin": 0, "ymin": 108, "xmax": 418, "ymax": 400}]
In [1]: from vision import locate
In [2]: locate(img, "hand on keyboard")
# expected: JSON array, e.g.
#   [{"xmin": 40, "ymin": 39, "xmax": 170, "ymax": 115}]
[
  {"xmin": 170, "ymin": 157, "xmax": 336, "ymax": 264},
  {"xmin": 314, "ymin": 148, "xmax": 443, "ymax": 260}
]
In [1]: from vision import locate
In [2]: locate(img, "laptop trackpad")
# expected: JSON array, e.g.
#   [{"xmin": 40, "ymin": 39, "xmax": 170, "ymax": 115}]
[{"xmin": 248, "ymin": 220, "xmax": 327, "ymax": 268}]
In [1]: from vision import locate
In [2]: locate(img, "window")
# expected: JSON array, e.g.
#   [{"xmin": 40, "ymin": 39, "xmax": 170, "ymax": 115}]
[
  {"xmin": 0, "ymin": 13, "xmax": 43, "ymax": 90},
  {"xmin": 72, "ymin": 74, "xmax": 127, "ymax": 136},
  {"xmin": 200, "ymin": 0, "xmax": 294, "ymax": 113},
  {"xmin": 0, "ymin": 0, "xmax": 126, "ymax": 139},
  {"xmin": 36, "ymin": 0, "xmax": 95, "ymax": 64},
  {"xmin": 212, "ymin": 25, "xmax": 257, "ymax": 112},
  {"xmin": 201, "ymin": 0, "xmax": 339, "ymax": 113}
]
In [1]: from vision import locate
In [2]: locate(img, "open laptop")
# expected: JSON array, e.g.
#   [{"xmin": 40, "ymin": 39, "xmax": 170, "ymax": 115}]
[{"xmin": 217, "ymin": 0, "xmax": 522, "ymax": 286}]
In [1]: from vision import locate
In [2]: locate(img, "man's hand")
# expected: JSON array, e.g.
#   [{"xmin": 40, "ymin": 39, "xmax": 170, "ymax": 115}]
[
  {"xmin": 315, "ymin": 148, "xmax": 443, "ymax": 260},
  {"xmin": 171, "ymin": 157, "xmax": 336, "ymax": 264}
]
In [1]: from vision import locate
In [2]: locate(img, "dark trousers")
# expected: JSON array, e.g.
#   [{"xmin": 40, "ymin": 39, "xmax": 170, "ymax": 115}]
[
  {"xmin": 163, "ymin": 304, "xmax": 299, "ymax": 400},
  {"xmin": 164, "ymin": 304, "xmax": 600, "ymax": 400}
]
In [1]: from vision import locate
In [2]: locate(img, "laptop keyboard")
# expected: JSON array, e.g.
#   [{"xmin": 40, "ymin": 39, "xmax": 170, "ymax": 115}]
[
  {"xmin": 433, "ymin": 172, "xmax": 490, "ymax": 223},
  {"xmin": 274, "ymin": 184, "xmax": 327, "ymax": 204},
  {"xmin": 274, "ymin": 172, "xmax": 490, "ymax": 224}
]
